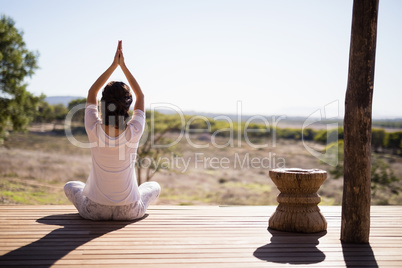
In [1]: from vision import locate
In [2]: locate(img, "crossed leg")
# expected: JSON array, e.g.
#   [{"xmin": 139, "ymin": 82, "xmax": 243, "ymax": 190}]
[{"xmin": 64, "ymin": 181, "xmax": 161, "ymax": 220}]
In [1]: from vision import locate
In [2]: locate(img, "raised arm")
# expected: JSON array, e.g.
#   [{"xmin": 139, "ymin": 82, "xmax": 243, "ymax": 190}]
[
  {"xmin": 86, "ymin": 41, "xmax": 121, "ymax": 106},
  {"xmin": 118, "ymin": 42, "xmax": 144, "ymax": 112}
]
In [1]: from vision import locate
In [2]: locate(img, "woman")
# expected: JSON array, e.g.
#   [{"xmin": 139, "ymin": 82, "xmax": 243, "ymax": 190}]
[{"xmin": 64, "ymin": 41, "xmax": 161, "ymax": 220}]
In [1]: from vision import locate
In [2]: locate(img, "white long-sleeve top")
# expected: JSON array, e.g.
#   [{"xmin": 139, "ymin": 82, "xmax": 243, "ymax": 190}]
[{"xmin": 83, "ymin": 104, "xmax": 145, "ymax": 206}]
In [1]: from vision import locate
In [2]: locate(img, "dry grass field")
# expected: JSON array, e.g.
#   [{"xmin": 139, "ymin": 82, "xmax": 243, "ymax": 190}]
[{"xmin": 1, "ymin": 128, "xmax": 402, "ymax": 206}]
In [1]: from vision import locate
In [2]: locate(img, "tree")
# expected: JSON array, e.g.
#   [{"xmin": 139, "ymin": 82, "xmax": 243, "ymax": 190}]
[
  {"xmin": 342, "ymin": 0, "xmax": 379, "ymax": 243},
  {"xmin": 53, "ymin": 103, "xmax": 69, "ymax": 120},
  {"xmin": 33, "ymin": 98, "xmax": 68, "ymax": 123},
  {"xmin": 385, "ymin": 131, "xmax": 402, "ymax": 155},
  {"xmin": 136, "ymin": 111, "xmax": 180, "ymax": 185},
  {"xmin": 370, "ymin": 155, "xmax": 400, "ymax": 203},
  {"xmin": 67, "ymin": 98, "xmax": 87, "ymax": 123},
  {"xmin": 371, "ymin": 129, "xmax": 386, "ymax": 152},
  {"xmin": 327, "ymin": 140, "xmax": 401, "ymax": 204},
  {"xmin": 0, "ymin": 15, "xmax": 40, "ymax": 144},
  {"xmin": 33, "ymin": 96, "xmax": 52, "ymax": 123}
]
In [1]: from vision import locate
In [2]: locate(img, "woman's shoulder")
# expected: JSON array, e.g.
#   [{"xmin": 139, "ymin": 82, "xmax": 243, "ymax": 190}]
[
  {"xmin": 86, "ymin": 104, "xmax": 98, "ymax": 110},
  {"xmin": 132, "ymin": 109, "xmax": 145, "ymax": 117}
]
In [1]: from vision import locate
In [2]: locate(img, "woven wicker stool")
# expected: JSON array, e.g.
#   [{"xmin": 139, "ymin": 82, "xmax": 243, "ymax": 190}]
[{"xmin": 268, "ymin": 168, "xmax": 327, "ymax": 233}]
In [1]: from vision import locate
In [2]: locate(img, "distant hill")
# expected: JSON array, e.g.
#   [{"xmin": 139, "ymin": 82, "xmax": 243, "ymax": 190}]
[
  {"xmin": 44, "ymin": 96, "xmax": 402, "ymax": 130},
  {"xmin": 155, "ymin": 109, "xmax": 402, "ymax": 130},
  {"xmin": 45, "ymin": 96, "xmax": 84, "ymax": 106}
]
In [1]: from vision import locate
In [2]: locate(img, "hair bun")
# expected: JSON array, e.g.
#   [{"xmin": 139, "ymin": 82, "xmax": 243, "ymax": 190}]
[{"xmin": 100, "ymin": 81, "xmax": 133, "ymax": 129}]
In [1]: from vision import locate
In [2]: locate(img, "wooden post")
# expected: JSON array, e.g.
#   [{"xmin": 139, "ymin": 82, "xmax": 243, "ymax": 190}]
[{"xmin": 341, "ymin": 0, "xmax": 379, "ymax": 243}]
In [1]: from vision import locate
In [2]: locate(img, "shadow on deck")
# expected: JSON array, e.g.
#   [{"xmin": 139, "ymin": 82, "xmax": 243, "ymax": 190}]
[
  {"xmin": 0, "ymin": 213, "xmax": 147, "ymax": 267},
  {"xmin": 254, "ymin": 228, "xmax": 327, "ymax": 265},
  {"xmin": 0, "ymin": 206, "xmax": 399, "ymax": 267}
]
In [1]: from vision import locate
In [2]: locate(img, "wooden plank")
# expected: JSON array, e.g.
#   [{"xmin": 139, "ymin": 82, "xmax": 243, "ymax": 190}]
[{"xmin": 0, "ymin": 206, "xmax": 402, "ymax": 267}]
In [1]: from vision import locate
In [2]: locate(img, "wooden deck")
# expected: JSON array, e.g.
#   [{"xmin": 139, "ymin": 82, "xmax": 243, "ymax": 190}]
[{"xmin": 0, "ymin": 206, "xmax": 401, "ymax": 267}]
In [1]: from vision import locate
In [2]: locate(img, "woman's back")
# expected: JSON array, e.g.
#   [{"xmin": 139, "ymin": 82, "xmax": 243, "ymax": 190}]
[{"xmin": 83, "ymin": 105, "xmax": 145, "ymax": 205}]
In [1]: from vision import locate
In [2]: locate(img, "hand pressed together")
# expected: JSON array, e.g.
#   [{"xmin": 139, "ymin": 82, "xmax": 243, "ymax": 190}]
[
  {"xmin": 113, "ymin": 40, "xmax": 125, "ymax": 67},
  {"xmin": 87, "ymin": 40, "xmax": 144, "ymax": 111}
]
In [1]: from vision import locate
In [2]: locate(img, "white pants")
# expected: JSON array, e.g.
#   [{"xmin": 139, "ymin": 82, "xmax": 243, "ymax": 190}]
[{"xmin": 64, "ymin": 181, "xmax": 161, "ymax": 221}]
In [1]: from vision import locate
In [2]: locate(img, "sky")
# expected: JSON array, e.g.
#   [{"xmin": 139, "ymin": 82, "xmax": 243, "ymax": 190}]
[{"xmin": 1, "ymin": 0, "xmax": 401, "ymax": 118}]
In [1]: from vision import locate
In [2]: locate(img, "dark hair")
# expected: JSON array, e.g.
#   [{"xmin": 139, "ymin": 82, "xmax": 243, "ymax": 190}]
[{"xmin": 100, "ymin": 81, "xmax": 133, "ymax": 130}]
